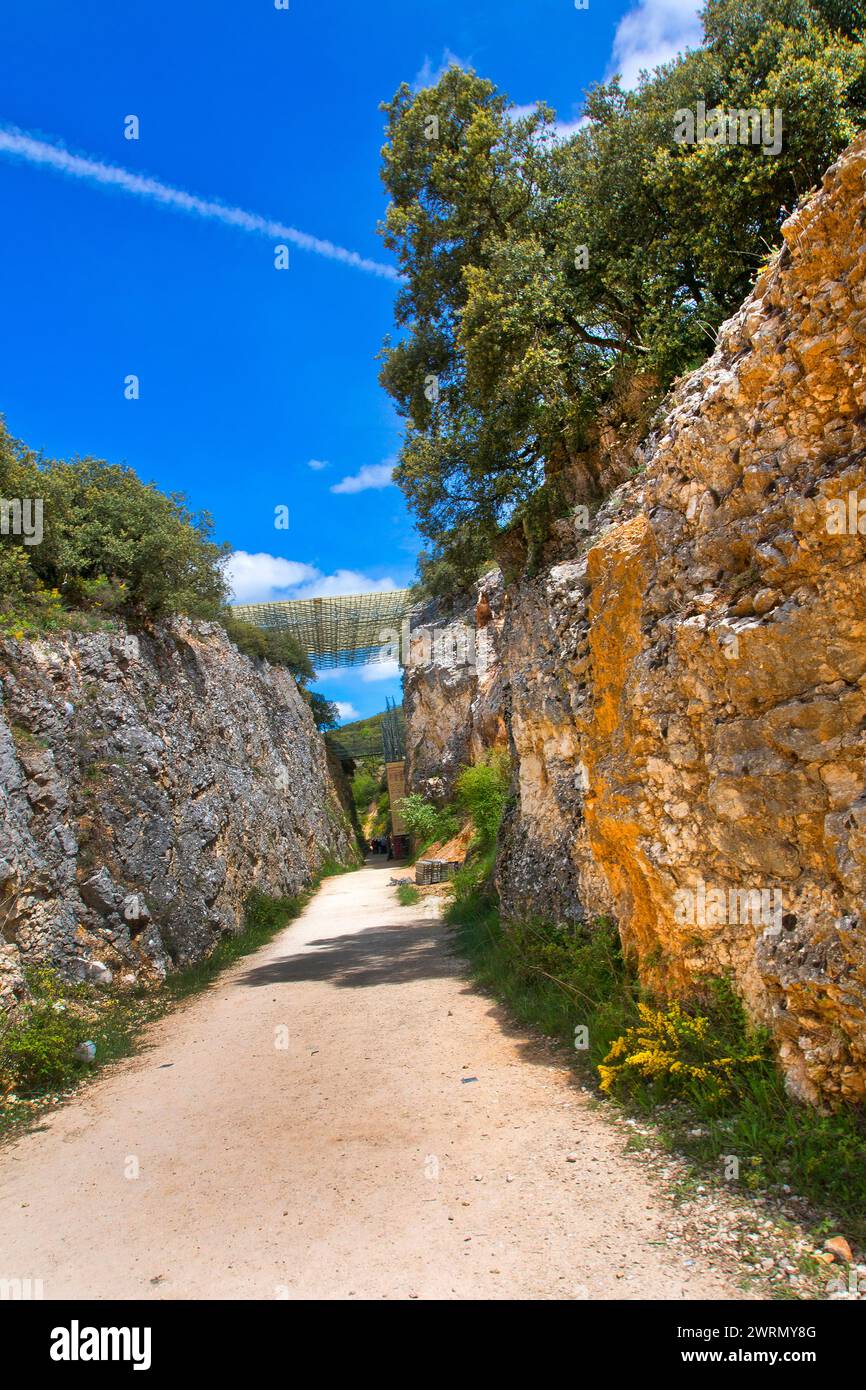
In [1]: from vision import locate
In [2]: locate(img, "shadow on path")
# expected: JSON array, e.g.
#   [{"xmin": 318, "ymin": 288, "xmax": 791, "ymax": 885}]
[{"xmin": 238, "ymin": 919, "xmax": 458, "ymax": 990}]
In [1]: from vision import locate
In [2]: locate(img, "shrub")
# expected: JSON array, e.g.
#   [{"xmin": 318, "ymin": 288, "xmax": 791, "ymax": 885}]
[
  {"xmin": 0, "ymin": 546, "xmax": 65, "ymax": 637},
  {"xmin": 0, "ymin": 1001, "xmax": 86, "ymax": 1094},
  {"xmin": 454, "ymin": 749, "xmax": 510, "ymax": 846},
  {"xmin": 370, "ymin": 787, "xmax": 392, "ymax": 838},
  {"xmin": 598, "ymin": 999, "xmax": 767, "ymax": 1102},
  {"xmin": 306, "ymin": 691, "xmax": 340, "ymax": 732},
  {"xmin": 0, "ymin": 968, "xmax": 99, "ymax": 1096},
  {"xmin": 265, "ymin": 630, "xmax": 315, "ymax": 680},
  {"xmin": 352, "ymin": 769, "xmax": 380, "ymax": 810},
  {"xmin": 398, "ymin": 792, "xmax": 459, "ymax": 846},
  {"xmin": 0, "ymin": 418, "xmax": 230, "ymax": 625}
]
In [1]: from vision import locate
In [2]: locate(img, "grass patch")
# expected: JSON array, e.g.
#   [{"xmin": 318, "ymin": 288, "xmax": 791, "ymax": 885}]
[
  {"xmin": 0, "ymin": 969, "xmax": 162, "ymax": 1146},
  {"xmin": 396, "ymin": 882, "xmax": 421, "ymax": 906},
  {"xmin": 447, "ymin": 885, "xmax": 637, "ymax": 1067},
  {"xmin": 318, "ymin": 855, "xmax": 359, "ymax": 879},
  {"xmin": 0, "ymin": 867, "xmax": 354, "ymax": 1138},
  {"xmin": 447, "ymin": 877, "xmax": 866, "ymax": 1243}
]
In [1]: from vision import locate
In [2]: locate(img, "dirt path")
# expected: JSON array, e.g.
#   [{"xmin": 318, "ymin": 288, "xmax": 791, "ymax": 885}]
[{"xmin": 0, "ymin": 864, "xmax": 748, "ymax": 1300}]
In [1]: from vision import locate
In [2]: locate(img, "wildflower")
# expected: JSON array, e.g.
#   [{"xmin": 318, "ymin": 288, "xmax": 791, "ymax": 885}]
[{"xmin": 598, "ymin": 995, "xmax": 766, "ymax": 1100}]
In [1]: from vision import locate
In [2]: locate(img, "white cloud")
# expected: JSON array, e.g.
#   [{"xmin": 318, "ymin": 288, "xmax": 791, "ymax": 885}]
[
  {"xmin": 226, "ymin": 552, "xmax": 397, "ymax": 605},
  {"xmin": 413, "ymin": 48, "xmax": 469, "ymax": 92},
  {"xmin": 225, "ymin": 552, "xmax": 319, "ymax": 604},
  {"xmin": 330, "ymin": 462, "xmax": 395, "ymax": 495},
  {"xmin": 334, "ymin": 701, "xmax": 360, "ymax": 722},
  {"xmin": 289, "ymin": 570, "xmax": 398, "ymax": 600},
  {"xmin": 469, "ymin": 7, "xmax": 701, "ymax": 150},
  {"xmin": 360, "ymin": 658, "xmax": 401, "ymax": 683},
  {"xmin": 307, "ymin": 458, "xmax": 328, "ymax": 471},
  {"xmin": 607, "ymin": 0, "xmax": 702, "ymax": 89},
  {"xmin": 314, "ymin": 656, "xmax": 401, "ymax": 684},
  {"xmin": 0, "ymin": 124, "xmax": 401, "ymax": 282}
]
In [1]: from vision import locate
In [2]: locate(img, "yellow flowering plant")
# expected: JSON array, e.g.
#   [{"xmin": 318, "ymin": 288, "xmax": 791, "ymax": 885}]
[{"xmin": 598, "ymin": 999, "xmax": 765, "ymax": 1102}]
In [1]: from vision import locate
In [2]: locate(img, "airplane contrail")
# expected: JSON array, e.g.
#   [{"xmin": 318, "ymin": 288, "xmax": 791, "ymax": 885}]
[{"xmin": 0, "ymin": 124, "xmax": 401, "ymax": 282}]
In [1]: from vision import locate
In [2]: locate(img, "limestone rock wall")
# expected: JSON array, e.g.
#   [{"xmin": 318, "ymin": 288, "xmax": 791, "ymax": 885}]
[
  {"xmin": 405, "ymin": 136, "xmax": 866, "ymax": 1107},
  {"xmin": 403, "ymin": 572, "xmax": 507, "ymax": 804},
  {"xmin": 0, "ymin": 620, "xmax": 357, "ymax": 1011}
]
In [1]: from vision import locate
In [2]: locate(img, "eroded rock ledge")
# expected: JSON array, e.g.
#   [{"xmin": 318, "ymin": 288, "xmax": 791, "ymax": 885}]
[
  {"xmin": 404, "ymin": 135, "xmax": 866, "ymax": 1108},
  {"xmin": 0, "ymin": 620, "xmax": 357, "ymax": 1011}
]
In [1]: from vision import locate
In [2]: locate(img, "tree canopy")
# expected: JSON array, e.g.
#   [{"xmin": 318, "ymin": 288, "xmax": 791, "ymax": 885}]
[
  {"xmin": 379, "ymin": 0, "xmax": 866, "ymax": 594},
  {"xmin": 0, "ymin": 418, "xmax": 229, "ymax": 626},
  {"xmin": 0, "ymin": 418, "xmax": 339, "ymax": 730}
]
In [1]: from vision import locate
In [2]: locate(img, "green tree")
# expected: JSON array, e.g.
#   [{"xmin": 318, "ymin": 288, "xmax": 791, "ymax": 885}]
[
  {"xmin": 397, "ymin": 792, "xmax": 459, "ymax": 846},
  {"xmin": 379, "ymin": 1, "xmax": 866, "ymax": 595},
  {"xmin": 0, "ymin": 418, "xmax": 230, "ymax": 622},
  {"xmin": 306, "ymin": 691, "xmax": 340, "ymax": 732}
]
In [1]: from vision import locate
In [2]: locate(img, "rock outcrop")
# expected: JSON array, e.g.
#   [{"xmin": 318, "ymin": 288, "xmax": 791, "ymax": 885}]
[
  {"xmin": 404, "ymin": 136, "xmax": 866, "ymax": 1107},
  {"xmin": 403, "ymin": 573, "xmax": 507, "ymax": 804},
  {"xmin": 0, "ymin": 620, "xmax": 357, "ymax": 1011}
]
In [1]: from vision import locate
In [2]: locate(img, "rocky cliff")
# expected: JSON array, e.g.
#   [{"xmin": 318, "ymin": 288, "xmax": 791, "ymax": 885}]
[
  {"xmin": 0, "ymin": 620, "xmax": 357, "ymax": 1013},
  {"xmin": 404, "ymin": 135, "xmax": 866, "ymax": 1108}
]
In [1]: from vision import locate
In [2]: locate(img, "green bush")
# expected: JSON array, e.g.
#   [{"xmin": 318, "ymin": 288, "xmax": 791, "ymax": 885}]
[
  {"xmin": 0, "ymin": 967, "xmax": 125, "ymax": 1098},
  {"xmin": 0, "ymin": 422, "xmax": 232, "ymax": 619},
  {"xmin": 0, "ymin": 546, "xmax": 66, "ymax": 637},
  {"xmin": 352, "ymin": 769, "xmax": 381, "ymax": 810},
  {"xmin": 0, "ymin": 418, "xmax": 230, "ymax": 624},
  {"xmin": 455, "ymin": 749, "xmax": 510, "ymax": 846},
  {"xmin": 398, "ymin": 792, "xmax": 459, "ymax": 847},
  {"xmin": 1, "ymin": 1002, "xmax": 87, "ymax": 1094},
  {"xmin": 370, "ymin": 787, "xmax": 391, "ymax": 838}
]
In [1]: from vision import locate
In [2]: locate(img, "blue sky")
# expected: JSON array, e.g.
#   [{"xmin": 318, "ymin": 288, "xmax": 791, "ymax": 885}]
[{"xmin": 0, "ymin": 0, "xmax": 701, "ymax": 721}]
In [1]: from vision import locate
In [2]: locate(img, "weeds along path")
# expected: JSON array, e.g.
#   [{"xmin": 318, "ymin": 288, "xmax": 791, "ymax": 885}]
[{"xmin": 0, "ymin": 863, "xmax": 746, "ymax": 1300}]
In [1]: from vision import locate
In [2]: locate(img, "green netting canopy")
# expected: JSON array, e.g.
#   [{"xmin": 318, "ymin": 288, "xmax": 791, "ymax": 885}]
[{"xmin": 232, "ymin": 589, "xmax": 417, "ymax": 669}]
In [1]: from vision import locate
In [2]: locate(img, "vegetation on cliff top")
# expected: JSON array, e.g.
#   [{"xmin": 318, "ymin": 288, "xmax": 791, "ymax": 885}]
[
  {"xmin": 0, "ymin": 418, "xmax": 229, "ymax": 629},
  {"xmin": 0, "ymin": 418, "xmax": 340, "ymax": 729},
  {"xmin": 379, "ymin": 0, "xmax": 866, "ymax": 597}
]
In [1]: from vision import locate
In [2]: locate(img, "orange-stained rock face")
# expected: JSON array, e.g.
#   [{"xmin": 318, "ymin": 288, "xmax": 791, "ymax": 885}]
[{"xmin": 405, "ymin": 135, "xmax": 866, "ymax": 1107}]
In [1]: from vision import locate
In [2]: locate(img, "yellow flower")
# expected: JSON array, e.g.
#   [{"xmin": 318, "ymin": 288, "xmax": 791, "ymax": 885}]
[{"xmin": 597, "ymin": 997, "xmax": 764, "ymax": 1099}]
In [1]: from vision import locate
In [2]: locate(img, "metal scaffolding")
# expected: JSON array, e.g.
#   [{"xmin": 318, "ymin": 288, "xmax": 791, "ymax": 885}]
[
  {"xmin": 232, "ymin": 588, "xmax": 416, "ymax": 669},
  {"xmin": 381, "ymin": 696, "xmax": 405, "ymax": 762},
  {"xmin": 327, "ymin": 703, "xmax": 406, "ymax": 764}
]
